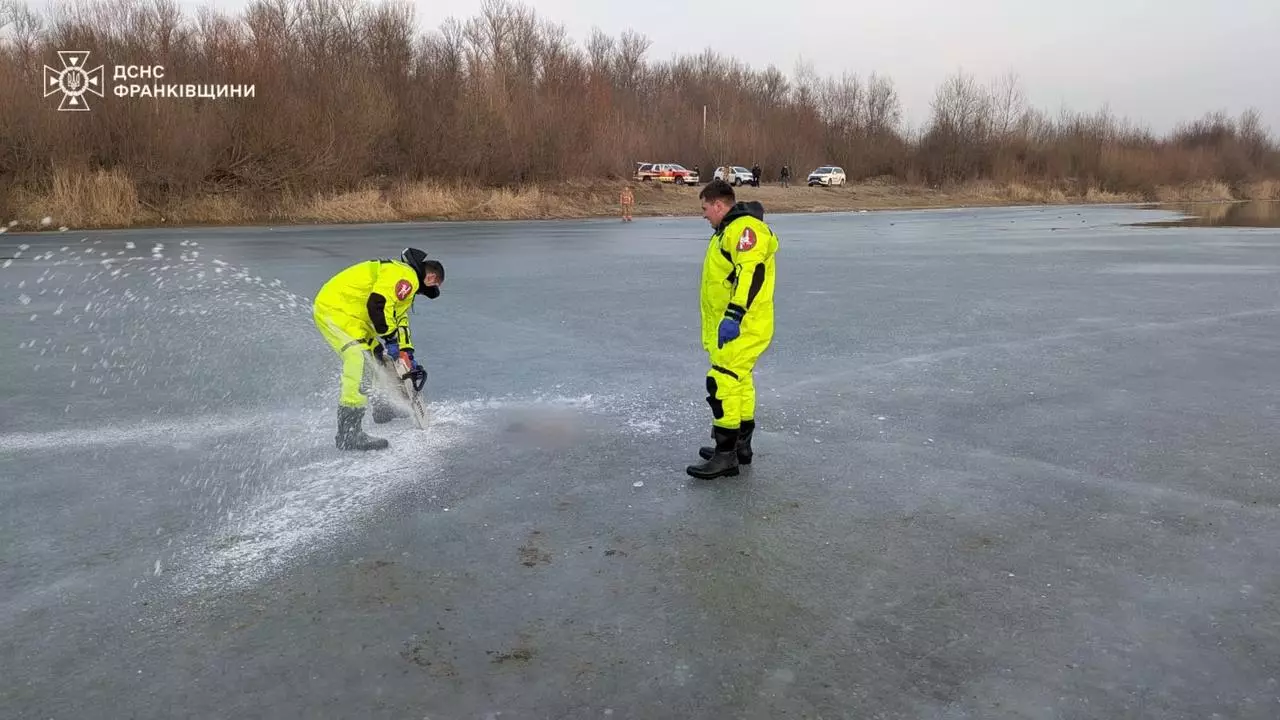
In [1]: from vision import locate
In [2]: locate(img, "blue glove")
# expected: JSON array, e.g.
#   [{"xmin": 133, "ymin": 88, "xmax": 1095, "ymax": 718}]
[
  {"xmin": 717, "ymin": 318, "xmax": 741, "ymax": 348},
  {"xmin": 381, "ymin": 338, "xmax": 399, "ymax": 360}
]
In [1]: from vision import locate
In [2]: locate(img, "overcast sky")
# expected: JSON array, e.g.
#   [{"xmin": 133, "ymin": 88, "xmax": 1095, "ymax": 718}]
[{"xmin": 184, "ymin": 0, "xmax": 1279, "ymax": 135}]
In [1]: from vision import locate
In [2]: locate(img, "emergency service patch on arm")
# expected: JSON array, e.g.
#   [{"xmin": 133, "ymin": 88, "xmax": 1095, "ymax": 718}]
[
  {"xmin": 727, "ymin": 222, "xmax": 771, "ymax": 311},
  {"xmin": 395, "ymin": 279, "xmax": 412, "ymax": 300}
]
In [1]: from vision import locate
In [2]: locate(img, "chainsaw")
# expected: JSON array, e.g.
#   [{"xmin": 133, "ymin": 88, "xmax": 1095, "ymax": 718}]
[{"xmin": 377, "ymin": 350, "xmax": 429, "ymax": 429}]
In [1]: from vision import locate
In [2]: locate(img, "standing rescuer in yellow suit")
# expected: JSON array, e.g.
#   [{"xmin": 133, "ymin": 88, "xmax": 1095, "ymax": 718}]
[
  {"xmin": 313, "ymin": 247, "xmax": 444, "ymax": 451},
  {"xmin": 688, "ymin": 179, "xmax": 778, "ymax": 479}
]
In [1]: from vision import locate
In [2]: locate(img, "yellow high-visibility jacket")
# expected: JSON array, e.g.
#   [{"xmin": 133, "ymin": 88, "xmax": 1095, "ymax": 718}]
[
  {"xmin": 314, "ymin": 259, "xmax": 419, "ymax": 351},
  {"xmin": 700, "ymin": 201, "xmax": 778, "ymax": 354}
]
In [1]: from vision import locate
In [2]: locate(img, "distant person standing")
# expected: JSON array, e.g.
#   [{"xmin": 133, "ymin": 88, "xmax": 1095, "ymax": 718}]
[
  {"xmin": 620, "ymin": 183, "xmax": 634, "ymax": 222},
  {"xmin": 780, "ymin": 165, "xmax": 791, "ymax": 188},
  {"xmin": 751, "ymin": 163, "xmax": 762, "ymax": 186}
]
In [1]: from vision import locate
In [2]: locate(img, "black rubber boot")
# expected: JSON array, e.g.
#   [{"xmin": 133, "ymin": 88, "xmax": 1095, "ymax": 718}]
[
  {"xmin": 687, "ymin": 426, "xmax": 740, "ymax": 479},
  {"xmin": 699, "ymin": 419, "xmax": 753, "ymax": 464},
  {"xmin": 335, "ymin": 406, "xmax": 389, "ymax": 451}
]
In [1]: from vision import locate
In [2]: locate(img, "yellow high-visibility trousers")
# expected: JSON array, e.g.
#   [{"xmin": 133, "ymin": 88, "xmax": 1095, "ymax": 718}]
[
  {"xmin": 313, "ymin": 307, "xmax": 374, "ymax": 409},
  {"xmin": 705, "ymin": 327, "xmax": 771, "ymax": 430}
]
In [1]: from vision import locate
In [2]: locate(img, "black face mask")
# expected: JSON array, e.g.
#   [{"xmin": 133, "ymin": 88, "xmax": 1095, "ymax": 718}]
[{"xmin": 422, "ymin": 285, "xmax": 440, "ymax": 299}]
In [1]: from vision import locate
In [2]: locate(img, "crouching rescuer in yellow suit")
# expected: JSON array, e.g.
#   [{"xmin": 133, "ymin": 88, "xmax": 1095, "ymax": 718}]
[
  {"xmin": 688, "ymin": 179, "xmax": 778, "ymax": 479},
  {"xmin": 313, "ymin": 248, "xmax": 444, "ymax": 451}
]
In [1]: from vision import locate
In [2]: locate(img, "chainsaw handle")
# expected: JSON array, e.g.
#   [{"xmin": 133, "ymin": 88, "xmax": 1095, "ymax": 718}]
[{"xmin": 393, "ymin": 355, "xmax": 427, "ymax": 392}]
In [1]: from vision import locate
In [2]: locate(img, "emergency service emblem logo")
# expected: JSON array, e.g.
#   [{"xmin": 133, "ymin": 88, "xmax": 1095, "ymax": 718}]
[
  {"xmin": 737, "ymin": 227, "xmax": 757, "ymax": 252},
  {"xmin": 395, "ymin": 279, "xmax": 413, "ymax": 300},
  {"xmin": 44, "ymin": 51, "xmax": 105, "ymax": 111}
]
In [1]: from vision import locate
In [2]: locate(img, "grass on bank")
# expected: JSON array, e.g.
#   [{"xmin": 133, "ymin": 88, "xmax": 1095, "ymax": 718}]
[{"xmin": 3, "ymin": 170, "xmax": 1280, "ymax": 231}]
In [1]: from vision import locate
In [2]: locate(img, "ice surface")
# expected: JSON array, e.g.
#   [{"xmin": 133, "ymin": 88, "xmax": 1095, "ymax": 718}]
[{"xmin": 4, "ymin": 205, "xmax": 1280, "ymax": 719}]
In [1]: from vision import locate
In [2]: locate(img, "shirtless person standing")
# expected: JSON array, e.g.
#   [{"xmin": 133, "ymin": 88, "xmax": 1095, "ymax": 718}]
[{"xmin": 620, "ymin": 183, "xmax": 635, "ymax": 222}]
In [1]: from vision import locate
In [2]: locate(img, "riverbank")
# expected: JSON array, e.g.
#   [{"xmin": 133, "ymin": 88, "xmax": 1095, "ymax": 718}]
[{"xmin": 3, "ymin": 173, "xmax": 1278, "ymax": 232}]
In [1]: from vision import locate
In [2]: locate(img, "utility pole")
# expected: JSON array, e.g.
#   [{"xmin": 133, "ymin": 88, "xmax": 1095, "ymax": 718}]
[{"xmin": 702, "ymin": 105, "xmax": 708, "ymax": 172}]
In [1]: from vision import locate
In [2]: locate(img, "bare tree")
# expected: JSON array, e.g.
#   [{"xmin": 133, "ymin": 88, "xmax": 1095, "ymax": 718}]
[
  {"xmin": 1, "ymin": 0, "xmax": 1276, "ymax": 219},
  {"xmin": 0, "ymin": 0, "xmax": 43, "ymax": 74},
  {"xmin": 585, "ymin": 26, "xmax": 613, "ymax": 79},
  {"xmin": 863, "ymin": 72, "xmax": 901, "ymax": 137},
  {"xmin": 987, "ymin": 70, "xmax": 1026, "ymax": 139}
]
